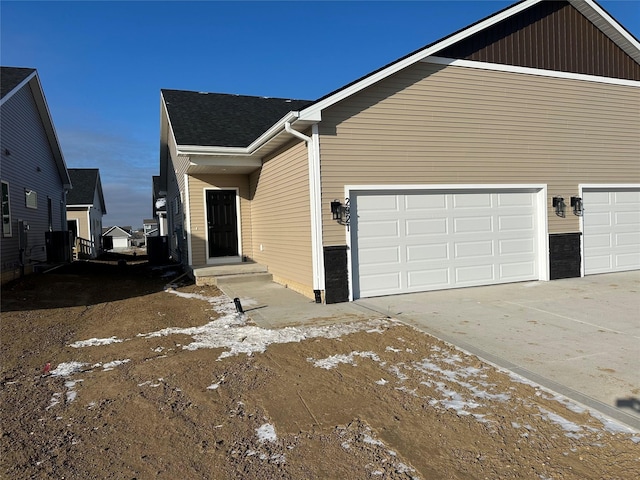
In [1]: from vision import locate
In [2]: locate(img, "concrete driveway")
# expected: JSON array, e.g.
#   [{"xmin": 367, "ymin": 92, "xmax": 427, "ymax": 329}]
[{"xmin": 356, "ymin": 271, "xmax": 640, "ymax": 431}]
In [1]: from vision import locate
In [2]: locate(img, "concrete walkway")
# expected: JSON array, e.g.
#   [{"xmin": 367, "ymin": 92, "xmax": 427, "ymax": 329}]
[{"xmin": 217, "ymin": 271, "xmax": 640, "ymax": 431}]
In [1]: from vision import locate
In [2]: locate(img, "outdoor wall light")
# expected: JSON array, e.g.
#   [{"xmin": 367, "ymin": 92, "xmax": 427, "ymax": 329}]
[
  {"xmin": 331, "ymin": 200, "xmax": 343, "ymax": 221},
  {"xmin": 571, "ymin": 196, "xmax": 583, "ymax": 216},
  {"xmin": 552, "ymin": 196, "xmax": 566, "ymax": 218},
  {"xmin": 330, "ymin": 198, "xmax": 351, "ymax": 226}
]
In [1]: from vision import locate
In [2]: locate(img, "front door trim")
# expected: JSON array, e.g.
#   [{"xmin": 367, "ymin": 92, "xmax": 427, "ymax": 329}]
[{"xmin": 204, "ymin": 186, "xmax": 242, "ymax": 265}]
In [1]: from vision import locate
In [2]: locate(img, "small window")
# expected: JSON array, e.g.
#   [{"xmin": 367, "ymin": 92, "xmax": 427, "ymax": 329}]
[
  {"xmin": 1, "ymin": 181, "xmax": 11, "ymax": 237},
  {"xmin": 25, "ymin": 189, "xmax": 37, "ymax": 209}
]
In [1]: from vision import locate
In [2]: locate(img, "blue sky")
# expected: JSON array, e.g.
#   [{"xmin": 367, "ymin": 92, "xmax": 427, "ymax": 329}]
[{"xmin": 2, "ymin": 1, "xmax": 638, "ymax": 229}]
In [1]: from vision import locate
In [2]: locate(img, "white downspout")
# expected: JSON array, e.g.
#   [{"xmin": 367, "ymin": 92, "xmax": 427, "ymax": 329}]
[{"xmin": 284, "ymin": 121, "xmax": 325, "ymax": 294}]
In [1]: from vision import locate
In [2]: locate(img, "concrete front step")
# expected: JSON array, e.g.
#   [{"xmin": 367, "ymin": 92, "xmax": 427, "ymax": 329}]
[{"xmin": 192, "ymin": 262, "xmax": 272, "ymax": 287}]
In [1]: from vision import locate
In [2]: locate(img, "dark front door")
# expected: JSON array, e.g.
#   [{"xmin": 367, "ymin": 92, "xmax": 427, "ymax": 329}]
[{"xmin": 206, "ymin": 190, "xmax": 238, "ymax": 258}]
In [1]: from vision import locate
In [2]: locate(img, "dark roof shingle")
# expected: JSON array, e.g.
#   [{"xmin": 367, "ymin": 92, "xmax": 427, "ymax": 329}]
[
  {"xmin": 0, "ymin": 66, "xmax": 36, "ymax": 99},
  {"xmin": 67, "ymin": 169, "xmax": 106, "ymax": 213},
  {"xmin": 161, "ymin": 89, "xmax": 313, "ymax": 148}
]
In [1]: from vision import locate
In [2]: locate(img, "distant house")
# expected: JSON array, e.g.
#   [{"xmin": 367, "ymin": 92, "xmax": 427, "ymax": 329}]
[
  {"xmin": 66, "ymin": 168, "xmax": 107, "ymax": 258},
  {"xmin": 1, "ymin": 66, "xmax": 72, "ymax": 284},
  {"xmin": 102, "ymin": 226, "xmax": 132, "ymax": 251}
]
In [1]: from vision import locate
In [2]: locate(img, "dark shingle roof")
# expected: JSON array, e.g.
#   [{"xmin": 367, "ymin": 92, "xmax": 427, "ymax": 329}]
[
  {"xmin": 0, "ymin": 67, "xmax": 36, "ymax": 99},
  {"xmin": 161, "ymin": 89, "xmax": 313, "ymax": 148},
  {"xmin": 67, "ymin": 169, "xmax": 106, "ymax": 213}
]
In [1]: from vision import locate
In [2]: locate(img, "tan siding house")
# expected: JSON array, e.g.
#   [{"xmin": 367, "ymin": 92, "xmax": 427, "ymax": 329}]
[{"xmin": 157, "ymin": 0, "xmax": 639, "ymax": 302}]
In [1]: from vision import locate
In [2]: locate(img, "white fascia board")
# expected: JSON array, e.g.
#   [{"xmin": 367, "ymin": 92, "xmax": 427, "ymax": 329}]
[
  {"xmin": 67, "ymin": 204, "xmax": 93, "ymax": 208},
  {"xmin": 425, "ymin": 56, "xmax": 640, "ymax": 87},
  {"xmin": 0, "ymin": 70, "xmax": 36, "ymax": 106},
  {"xmin": 188, "ymin": 157, "xmax": 262, "ymax": 168},
  {"xmin": 299, "ymin": 0, "xmax": 540, "ymax": 121},
  {"xmin": 571, "ymin": 0, "xmax": 640, "ymax": 63}
]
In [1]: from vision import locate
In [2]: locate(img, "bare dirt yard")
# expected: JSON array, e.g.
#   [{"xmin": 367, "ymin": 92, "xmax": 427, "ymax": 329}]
[{"xmin": 1, "ymin": 257, "xmax": 638, "ymax": 479}]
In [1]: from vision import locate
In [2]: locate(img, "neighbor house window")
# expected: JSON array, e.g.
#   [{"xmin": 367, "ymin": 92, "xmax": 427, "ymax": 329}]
[
  {"xmin": 25, "ymin": 189, "xmax": 37, "ymax": 209},
  {"xmin": 1, "ymin": 181, "xmax": 11, "ymax": 237}
]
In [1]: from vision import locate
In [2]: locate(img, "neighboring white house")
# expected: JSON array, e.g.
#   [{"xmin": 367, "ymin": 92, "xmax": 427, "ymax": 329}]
[{"xmin": 102, "ymin": 226, "xmax": 132, "ymax": 251}]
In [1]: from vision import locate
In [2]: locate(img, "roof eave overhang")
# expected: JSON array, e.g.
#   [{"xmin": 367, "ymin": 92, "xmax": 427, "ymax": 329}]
[{"xmin": 176, "ymin": 111, "xmax": 318, "ymax": 173}]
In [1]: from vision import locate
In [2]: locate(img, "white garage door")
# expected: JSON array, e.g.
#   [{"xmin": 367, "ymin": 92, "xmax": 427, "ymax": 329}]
[
  {"xmin": 583, "ymin": 187, "xmax": 640, "ymax": 275},
  {"xmin": 351, "ymin": 190, "xmax": 540, "ymax": 298}
]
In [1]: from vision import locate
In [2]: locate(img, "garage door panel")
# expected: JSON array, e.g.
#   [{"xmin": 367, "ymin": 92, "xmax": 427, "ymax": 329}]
[
  {"xmin": 407, "ymin": 244, "xmax": 449, "ymax": 261},
  {"xmin": 616, "ymin": 211, "xmax": 640, "ymax": 226},
  {"xmin": 359, "ymin": 195, "xmax": 400, "ymax": 212},
  {"xmin": 358, "ymin": 220, "xmax": 399, "ymax": 239},
  {"xmin": 454, "ymin": 216, "xmax": 493, "ymax": 233},
  {"xmin": 583, "ymin": 188, "xmax": 640, "ymax": 275},
  {"xmin": 499, "ymin": 237, "xmax": 535, "ymax": 255},
  {"xmin": 498, "ymin": 214, "xmax": 534, "ymax": 231},
  {"xmin": 497, "ymin": 192, "xmax": 534, "ymax": 207},
  {"xmin": 455, "ymin": 264, "xmax": 494, "ymax": 283},
  {"xmin": 405, "ymin": 194, "xmax": 447, "ymax": 210},
  {"xmin": 358, "ymin": 246, "xmax": 400, "ymax": 266},
  {"xmin": 353, "ymin": 190, "xmax": 539, "ymax": 298},
  {"xmin": 616, "ymin": 232, "xmax": 640, "ymax": 246},
  {"xmin": 617, "ymin": 252, "xmax": 640, "ymax": 268},
  {"xmin": 408, "ymin": 269, "xmax": 450, "ymax": 288},
  {"xmin": 405, "ymin": 218, "xmax": 448, "ymax": 236},
  {"xmin": 615, "ymin": 191, "xmax": 640, "ymax": 204},
  {"xmin": 454, "ymin": 193, "xmax": 492, "ymax": 208},
  {"xmin": 500, "ymin": 261, "xmax": 536, "ymax": 278},
  {"xmin": 359, "ymin": 273, "xmax": 401, "ymax": 296},
  {"xmin": 454, "ymin": 240, "xmax": 493, "ymax": 258}
]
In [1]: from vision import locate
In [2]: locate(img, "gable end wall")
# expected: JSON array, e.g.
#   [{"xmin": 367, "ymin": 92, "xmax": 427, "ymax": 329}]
[{"xmin": 439, "ymin": 0, "xmax": 640, "ymax": 80}]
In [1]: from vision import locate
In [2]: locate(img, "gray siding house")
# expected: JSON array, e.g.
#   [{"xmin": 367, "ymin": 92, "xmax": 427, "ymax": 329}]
[
  {"xmin": 1, "ymin": 67, "xmax": 72, "ymax": 284},
  {"xmin": 159, "ymin": 0, "xmax": 639, "ymax": 303}
]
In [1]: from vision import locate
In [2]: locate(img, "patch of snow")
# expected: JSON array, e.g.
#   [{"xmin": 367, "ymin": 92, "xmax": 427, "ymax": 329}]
[
  {"xmin": 538, "ymin": 407, "xmax": 583, "ymax": 438},
  {"xmin": 256, "ymin": 423, "xmax": 277, "ymax": 443},
  {"xmin": 363, "ymin": 434, "xmax": 384, "ymax": 446},
  {"xmin": 50, "ymin": 362, "xmax": 87, "ymax": 377},
  {"xmin": 69, "ymin": 337, "xmax": 123, "ymax": 348},
  {"xmin": 46, "ymin": 392, "xmax": 62, "ymax": 410},
  {"xmin": 386, "ymin": 346, "xmax": 401, "ymax": 353},
  {"xmin": 376, "ymin": 378, "xmax": 388, "ymax": 385},
  {"xmin": 310, "ymin": 351, "xmax": 380, "ymax": 370},
  {"xmin": 341, "ymin": 441, "xmax": 350, "ymax": 449},
  {"xmin": 102, "ymin": 359, "xmax": 130, "ymax": 371}
]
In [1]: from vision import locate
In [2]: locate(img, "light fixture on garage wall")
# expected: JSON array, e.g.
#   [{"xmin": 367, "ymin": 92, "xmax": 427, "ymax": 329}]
[
  {"xmin": 330, "ymin": 198, "xmax": 351, "ymax": 227},
  {"xmin": 571, "ymin": 196, "xmax": 583, "ymax": 216},
  {"xmin": 552, "ymin": 196, "xmax": 566, "ymax": 218}
]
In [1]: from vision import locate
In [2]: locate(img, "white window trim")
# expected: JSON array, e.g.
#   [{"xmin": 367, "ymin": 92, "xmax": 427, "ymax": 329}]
[{"xmin": 2, "ymin": 180, "xmax": 11, "ymax": 237}]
